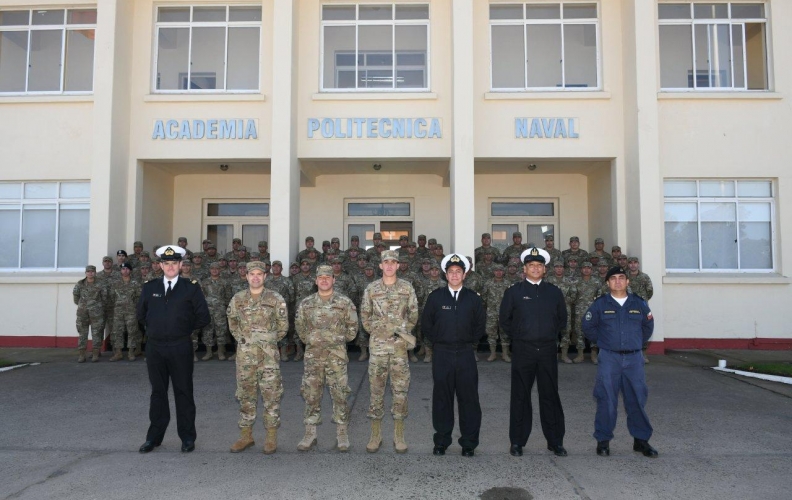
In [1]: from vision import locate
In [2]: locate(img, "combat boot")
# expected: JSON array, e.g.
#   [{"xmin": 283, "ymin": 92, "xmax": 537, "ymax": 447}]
[
  {"xmin": 229, "ymin": 352, "xmax": 236, "ymax": 361},
  {"xmin": 128, "ymin": 349, "xmax": 136, "ymax": 361},
  {"xmin": 280, "ymin": 345, "xmax": 290, "ymax": 362},
  {"xmin": 591, "ymin": 347, "xmax": 599, "ymax": 365},
  {"xmin": 336, "ymin": 423, "xmax": 350, "ymax": 452},
  {"xmin": 297, "ymin": 425, "xmax": 317, "ymax": 451},
  {"xmin": 134, "ymin": 345, "xmax": 142, "ymax": 357},
  {"xmin": 417, "ymin": 345, "xmax": 426, "ymax": 357},
  {"xmin": 573, "ymin": 349, "xmax": 585, "ymax": 363},
  {"xmin": 366, "ymin": 419, "xmax": 382, "ymax": 453},
  {"xmin": 77, "ymin": 349, "xmax": 86, "ymax": 363},
  {"xmin": 109, "ymin": 348, "xmax": 123, "ymax": 362},
  {"xmin": 423, "ymin": 346, "xmax": 432, "ymax": 363},
  {"xmin": 409, "ymin": 348, "xmax": 418, "ymax": 363},
  {"xmin": 393, "ymin": 420, "xmax": 408, "ymax": 454},
  {"xmin": 560, "ymin": 347, "xmax": 572, "ymax": 364},
  {"xmin": 263, "ymin": 427, "xmax": 278, "ymax": 455},
  {"xmin": 217, "ymin": 343, "xmax": 227, "ymax": 361},
  {"xmin": 502, "ymin": 345, "xmax": 511, "ymax": 363},
  {"xmin": 229, "ymin": 427, "xmax": 255, "ymax": 453},
  {"xmin": 91, "ymin": 348, "xmax": 100, "ymax": 363},
  {"xmin": 487, "ymin": 345, "xmax": 497, "ymax": 362},
  {"xmin": 294, "ymin": 343, "xmax": 304, "ymax": 362},
  {"xmin": 359, "ymin": 346, "xmax": 369, "ymax": 362},
  {"xmin": 202, "ymin": 347, "xmax": 213, "ymax": 361}
]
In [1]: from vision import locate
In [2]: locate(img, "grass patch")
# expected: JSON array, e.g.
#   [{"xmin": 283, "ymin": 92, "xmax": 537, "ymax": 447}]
[
  {"xmin": 735, "ymin": 363, "xmax": 792, "ymax": 377},
  {"xmin": 0, "ymin": 359, "xmax": 16, "ymax": 368}
]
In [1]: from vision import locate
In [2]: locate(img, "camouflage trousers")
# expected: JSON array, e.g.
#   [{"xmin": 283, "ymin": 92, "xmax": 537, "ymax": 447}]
[
  {"xmin": 301, "ymin": 347, "xmax": 350, "ymax": 425},
  {"xmin": 368, "ymin": 351, "xmax": 410, "ymax": 420},
  {"xmin": 76, "ymin": 306, "xmax": 104, "ymax": 350},
  {"xmin": 236, "ymin": 341, "xmax": 283, "ymax": 429},
  {"xmin": 355, "ymin": 321, "xmax": 369, "ymax": 348},
  {"xmin": 103, "ymin": 307, "xmax": 114, "ymax": 343},
  {"xmin": 485, "ymin": 311, "xmax": 510, "ymax": 347},
  {"xmin": 565, "ymin": 305, "xmax": 589, "ymax": 350},
  {"xmin": 112, "ymin": 309, "xmax": 140, "ymax": 350},
  {"xmin": 559, "ymin": 303, "xmax": 583, "ymax": 349},
  {"xmin": 200, "ymin": 309, "xmax": 228, "ymax": 347}
]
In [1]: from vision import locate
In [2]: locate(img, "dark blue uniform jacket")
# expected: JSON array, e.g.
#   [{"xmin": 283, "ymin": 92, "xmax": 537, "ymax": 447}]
[
  {"xmin": 582, "ymin": 293, "xmax": 653, "ymax": 351},
  {"xmin": 422, "ymin": 287, "xmax": 486, "ymax": 347},
  {"xmin": 499, "ymin": 280, "xmax": 567, "ymax": 343},
  {"xmin": 137, "ymin": 278, "xmax": 210, "ymax": 342}
]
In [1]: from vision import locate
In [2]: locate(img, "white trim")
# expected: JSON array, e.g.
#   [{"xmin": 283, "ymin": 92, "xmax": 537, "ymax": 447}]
[{"xmin": 713, "ymin": 366, "xmax": 792, "ymax": 385}]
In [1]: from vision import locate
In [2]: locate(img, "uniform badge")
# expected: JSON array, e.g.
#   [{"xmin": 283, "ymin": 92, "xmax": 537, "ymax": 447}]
[
  {"xmin": 585, "ymin": 311, "xmax": 592, "ymax": 321},
  {"xmin": 152, "ymin": 293, "xmax": 162, "ymax": 297},
  {"xmin": 647, "ymin": 311, "xmax": 653, "ymax": 320},
  {"xmin": 164, "ymin": 247, "xmax": 175, "ymax": 257}
]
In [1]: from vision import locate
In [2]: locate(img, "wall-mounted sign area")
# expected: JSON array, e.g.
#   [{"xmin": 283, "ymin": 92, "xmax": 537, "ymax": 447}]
[
  {"xmin": 515, "ymin": 118, "xmax": 579, "ymax": 139},
  {"xmin": 152, "ymin": 119, "xmax": 258, "ymax": 140},
  {"xmin": 308, "ymin": 118, "xmax": 442, "ymax": 139}
]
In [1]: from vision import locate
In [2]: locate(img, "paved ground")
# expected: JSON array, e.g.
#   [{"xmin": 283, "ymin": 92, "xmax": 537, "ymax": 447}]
[{"xmin": 1, "ymin": 347, "xmax": 791, "ymax": 500}]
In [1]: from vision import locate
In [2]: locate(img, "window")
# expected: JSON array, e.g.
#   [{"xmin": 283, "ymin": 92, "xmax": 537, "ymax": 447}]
[
  {"xmin": 321, "ymin": 4, "xmax": 429, "ymax": 91},
  {"xmin": 344, "ymin": 198, "xmax": 414, "ymax": 249},
  {"xmin": 203, "ymin": 200, "xmax": 269, "ymax": 253},
  {"xmin": 154, "ymin": 5, "xmax": 261, "ymax": 92},
  {"xmin": 0, "ymin": 9, "xmax": 96, "ymax": 94},
  {"xmin": 489, "ymin": 2, "xmax": 599, "ymax": 91},
  {"xmin": 0, "ymin": 181, "xmax": 90, "ymax": 270},
  {"xmin": 658, "ymin": 3, "xmax": 768, "ymax": 90},
  {"xmin": 664, "ymin": 180, "xmax": 774, "ymax": 272},
  {"xmin": 489, "ymin": 199, "xmax": 558, "ymax": 250}
]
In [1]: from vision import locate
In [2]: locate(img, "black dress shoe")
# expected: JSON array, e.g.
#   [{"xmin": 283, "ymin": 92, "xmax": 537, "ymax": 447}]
[
  {"xmin": 433, "ymin": 445, "xmax": 446, "ymax": 456},
  {"xmin": 139, "ymin": 441, "xmax": 159, "ymax": 453},
  {"xmin": 461, "ymin": 447, "xmax": 474, "ymax": 457},
  {"xmin": 596, "ymin": 441, "xmax": 610, "ymax": 456},
  {"xmin": 181, "ymin": 441, "xmax": 195, "ymax": 453},
  {"xmin": 547, "ymin": 444, "xmax": 568, "ymax": 457},
  {"xmin": 633, "ymin": 439, "xmax": 658, "ymax": 458},
  {"xmin": 509, "ymin": 444, "xmax": 523, "ymax": 457}
]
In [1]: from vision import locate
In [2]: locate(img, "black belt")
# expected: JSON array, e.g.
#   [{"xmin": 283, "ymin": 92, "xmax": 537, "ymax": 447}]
[{"xmin": 606, "ymin": 349, "xmax": 641, "ymax": 354}]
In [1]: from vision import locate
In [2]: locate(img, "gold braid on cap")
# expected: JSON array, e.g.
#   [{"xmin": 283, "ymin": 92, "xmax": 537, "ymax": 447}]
[
  {"xmin": 450, "ymin": 255, "xmax": 462, "ymax": 263},
  {"xmin": 530, "ymin": 248, "xmax": 539, "ymax": 256},
  {"xmin": 164, "ymin": 247, "xmax": 175, "ymax": 256}
]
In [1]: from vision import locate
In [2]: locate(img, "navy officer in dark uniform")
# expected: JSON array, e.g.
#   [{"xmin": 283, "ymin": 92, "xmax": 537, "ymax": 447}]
[
  {"xmin": 499, "ymin": 247, "xmax": 568, "ymax": 457},
  {"xmin": 137, "ymin": 245, "xmax": 210, "ymax": 453},
  {"xmin": 582, "ymin": 266, "xmax": 657, "ymax": 458},
  {"xmin": 422, "ymin": 254, "xmax": 486, "ymax": 457}
]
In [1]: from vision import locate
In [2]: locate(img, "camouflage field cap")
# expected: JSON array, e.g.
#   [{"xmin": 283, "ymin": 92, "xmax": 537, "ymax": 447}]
[
  {"xmin": 553, "ymin": 259, "xmax": 565, "ymax": 267},
  {"xmin": 482, "ymin": 233, "xmax": 492, "ymax": 238},
  {"xmin": 102, "ymin": 256, "xmax": 113, "ymax": 262},
  {"xmin": 408, "ymin": 241, "xmax": 417, "ymax": 247},
  {"xmin": 272, "ymin": 260, "xmax": 282, "ymax": 267},
  {"xmin": 351, "ymin": 235, "xmax": 359, "ymax": 241},
  {"xmin": 228, "ymin": 256, "xmax": 238, "ymax": 262},
  {"xmin": 316, "ymin": 265, "xmax": 333, "ymax": 277},
  {"xmin": 627, "ymin": 256, "xmax": 639, "ymax": 262},
  {"xmin": 290, "ymin": 262, "xmax": 300, "ymax": 268},
  {"xmin": 237, "ymin": 246, "xmax": 247, "ymax": 252},
  {"xmin": 373, "ymin": 232, "xmax": 382, "ymax": 239},
  {"xmin": 595, "ymin": 237, "xmax": 604, "ymax": 244},
  {"xmin": 375, "ymin": 242, "xmax": 386, "ymax": 248},
  {"xmin": 612, "ymin": 245, "xmax": 621, "ymax": 251},
  {"xmin": 262, "ymin": 259, "xmax": 271, "ymax": 266},
  {"xmin": 492, "ymin": 264, "xmax": 505, "ymax": 272},
  {"xmin": 178, "ymin": 237, "xmax": 187, "ymax": 243},
  {"xmin": 85, "ymin": 265, "xmax": 96, "ymax": 272},
  {"xmin": 202, "ymin": 239, "xmax": 212, "ymax": 244},
  {"xmin": 207, "ymin": 243, "xmax": 217, "ymax": 250},
  {"xmin": 232, "ymin": 238, "xmax": 242, "ymax": 244},
  {"xmin": 428, "ymin": 238, "xmax": 437, "ymax": 244},
  {"xmin": 348, "ymin": 247, "xmax": 360, "ymax": 254},
  {"xmin": 513, "ymin": 231, "xmax": 522, "ymax": 238},
  {"xmin": 141, "ymin": 251, "xmax": 150, "ymax": 257},
  {"xmin": 507, "ymin": 260, "xmax": 518, "ymax": 268},
  {"xmin": 418, "ymin": 234, "xmax": 427, "ymax": 240},
  {"xmin": 357, "ymin": 254, "xmax": 369, "ymax": 261},
  {"xmin": 570, "ymin": 236, "xmax": 580, "ymax": 242},
  {"xmin": 364, "ymin": 263, "xmax": 375, "ymax": 271},
  {"xmin": 331, "ymin": 237, "xmax": 340, "ymax": 243},
  {"xmin": 258, "ymin": 240, "xmax": 268, "ymax": 247},
  {"xmin": 330, "ymin": 257, "xmax": 343, "ymax": 265},
  {"xmin": 598, "ymin": 260, "xmax": 610, "ymax": 268},
  {"xmin": 218, "ymin": 256, "xmax": 227, "ymax": 262},
  {"xmin": 545, "ymin": 234, "xmax": 555, "ymax": 241},
  {"xmin": 133, "ymin": 241, "xmax": 144, "ymax": 247},
  {"xmin": 322, "ymin": 240, "xmax": 331, "ymax": 246},
  {"xmin": 300, "ymin": 258, "xmax": 311, "ymax": 265},
  {"xmin": 567, "ymin": 255, "xmax": 579, "ymax": 262},
  {"xmin": 246, "ymin": 261, "xmax": 266, "ymax": 273},
  {"xmin": 435, "ymin": 243, "xmax": 443, "ymax": 250},
  {"xmin": 180, "ymin": 260, "xmax": 192, "ymax": 267},
  {"xmin": 581, "ymin": 262, "xmax": 593, "ymax": 268},
  {"xmin": 209, "ymin": 262, "xmax": 221, "ymax": 269},
  {"xmin": 249, "ymin": 252, "xmax": 260, "ymax": 259},
  {"xmin": 429, "ymin": 260, "xmax": 441, "ymax": 270},
  {"xmin": 381, "ymin": 250, "xmax": 399, "ymax": 262},
  {"xmin": 140, "ymin": 263, "xmax": 151, "ymax": 269},
  {"xmin": 399, "ymin": 235, "xmax": 408, "ymax": 241}
]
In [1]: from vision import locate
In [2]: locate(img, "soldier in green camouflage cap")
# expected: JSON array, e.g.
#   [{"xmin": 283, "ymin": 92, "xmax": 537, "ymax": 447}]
[
  {"xmin": 547, "ymin": 260, "xmax": 578, "ymax": 363},
  {"xmin": 543, "ymin": 234, "xmax": 562, "ymax": 264},
  {"xmin": 475, "ymin": 232, "xmax": 502, "ymax": 264},
  {"xmin": 572, "ymin": 261, "xmax": 600, "ymax": 363},
  {"xmin": 416, "ymin": 234, "xmax": 431, "ymax": 259},
  {"xmin": 108, "ymin": 263, "xmax": 142, "ymax": 361},
  {"xmin": 295, "ymin": 265, "xmax": 358, "ymax": 452},
  {"xmin": 501, "ymin": 231, "xmax": 528, "ymax": 266},
  {"xmin": 227, "ymin": 260, "xmax": 289, "ymax": 454},
  {"xmin": 482, "ymin": 263, "xmax": 512, "ymax": 362},
  {"xmin": 264, "ymin": 260, "xmax": 295, "ymax": 361},
  {"xmin": 200, "ymin": 262, "xmax": 232, "ymax": 361},
  {"xmin": 291, "ymin": 258, "xmax": 318, "ymax": 361},
  {"xmin": 562, "ymin": 236, "xmax": 589, "ymax": 267},
  {"xmin": 354, "ymin": 262, "xmax": 378, "ymax": 359},
  {"xmin": 627, "ymin": 256, "xmax": 654, "ymax": 363},
  {"xmin": 416, "ymin": 259, "xmax": 446, "ymax": 363},
  {"xmin": 73, "ymin": 265, "xmax": 106, "ymax": 362}
]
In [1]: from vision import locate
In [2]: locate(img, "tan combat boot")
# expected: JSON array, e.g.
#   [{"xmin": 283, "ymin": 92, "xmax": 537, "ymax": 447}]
[
  {"xmin": 297, "ymin": 425, "xmax": 317, "ymax": 451},
  {"xmin": 487, "ymin": 345, "xmax": 497, "ymax": 362},
  {"xmin": 228, "ymin": 352, "xmax": 236, "ymax": 361},
  {"xmin": 263, "ymin": 427, "xmax": 278, "ymax": 455},
  {"xmin": 91, "ymin": 348, "xmax": 100, "ymax": 363},
  {"xmin": 230, "ymin": 427, "xmax": 255, "ymax": 453},
  {"xmin": 573, "ymin": 349, "xmax": 585, "ymax": 363},
  {"xmin": 202, "ymin": 347, "xmax": 213, "ymax": 361},
  {"xmin": 134, "ymin": 345, "xmax": 142, "ymax": 357},
  {"xmin": 417, "ymin": 345, "xmax": 426, "ymax": 357},
  {"xmin": 366, "ymin": 419, "xmax": 382, "ymax": 453},
  {"xmin": 502, "ymin": 345, "xmax": 511, "ymax": 363},
  {"xmin": 591, "ymin": 347, "xmax": 599, "ymax": 365},
  {"xmin": 217, "ymin": 343, "xmax": 226, "ymax": 361},
  {"xmin": 294, "ymin": 343, "xmax": 304, "ymax": 362},
  {"xmin": 393, "ymin": 420, "xmax": 408, "ymax": 454},
  {"xmin": 560, "ymin": 347, "xmax": 572, "ymax": 364},
  {"xmin": 77, "ymin": 349, "xmax": 86, "ymax": 363},
  {"xmin": 409, "ymin": 349, "xmax": 418, "ymax": 363},
  {"xmin": 359, "ymin": 346, "xmax": 369, "ymax": 362},
  {"xmin": 336, "ymin": 423, "xmax": 350, "ymax": 452},
  {"xmin": 423, "ymin": 346, "xmax": 432, "ymax": 363},
  {"xmin": 109, "ymin": 348, "xmax": 123, "ymax": 362},
  {"xmin": 128, "ymin": 349, "xmax": 136, "ymax": 361},
  {"xmin": 280, "ymin": 345, "xmax": 290, "ymax": 362}
]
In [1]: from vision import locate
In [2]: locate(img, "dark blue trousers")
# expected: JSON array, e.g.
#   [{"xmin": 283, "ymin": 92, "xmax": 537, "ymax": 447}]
[
  {"xmin": 593, "ymin": 349, "xmax": 653, "ymax": 442},
  {"xmin": 432, "ymin": 346, "xmax": 481, "ymax": 449},
  {"xmin": 146, "ymin": 339, "xmax": 196, "ymax": 444}
]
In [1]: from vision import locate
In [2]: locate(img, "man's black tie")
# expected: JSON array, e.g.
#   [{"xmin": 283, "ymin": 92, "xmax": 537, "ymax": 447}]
[
  {"xmin": 166, "ymin": 281, "xmax": 172, "ymax": 296},
  {"xmin": 453, "ymin": 290, "xmax": 458, "ymax": 301}
]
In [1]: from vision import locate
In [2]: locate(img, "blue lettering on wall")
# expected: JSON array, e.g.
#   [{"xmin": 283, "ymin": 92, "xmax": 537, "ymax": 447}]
[
  {"xmin": 152, "ymin": 119, "xmax": 258, "ymax": 140},
  {"xmin": 306, "ymin": 118, "xmax": 443, "ymax": 139},
  {"xmin": 515, "ymin": 118, "xmax": 579, "ymax": 139}
]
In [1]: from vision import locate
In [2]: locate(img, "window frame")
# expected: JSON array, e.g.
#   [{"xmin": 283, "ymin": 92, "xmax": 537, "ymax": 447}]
[
  {"xmin": 488, "ymin": 1, "xmax": 602, "ymax": 92},
  {"xmin": 320, "ymin": 3, "xmax": 431, "ymax": 93},
  {"xmin": 343, "ymin": 197, "xmax": 415, "ymax": 249},
  {"xmin": 488, "ymin": 197, "xmax": 559, "ymax": 251},
  {"xmin": 152, "ymin": 4, "xmax": 263, "ymax": 94},
  {"xmin": 0, "ymin": 8, "xmax": 97, "ymax": 96},
  {"xmin": 657, "ymin": 1, "xmax": 770, "ymax": 92},
  {"xmin": 0, "ymin": 181, "xmax": 90, "ymax": 271},
  {"xmin": 202, "ymin": 198, "xmax": 270, "ymax": 255},
  {"xmin": 663, "ymin": 179, "xmax": 776, "ymax": 273}
]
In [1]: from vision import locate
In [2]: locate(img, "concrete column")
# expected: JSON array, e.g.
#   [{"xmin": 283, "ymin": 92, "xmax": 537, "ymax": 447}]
[
  {"xmin": 90, "ymin": 0, "xmax": 133, "ymax": 262},
  {"xmin": 450, "ymin": 0, "xmax": 475, "ymax": 258},
  {"xmin": 622, "ymin": 0, "xmax": 665, "ymax": 349},
  {"xmin": 269, "ymin": 0, "xmax": 301, "ymax": 264}
]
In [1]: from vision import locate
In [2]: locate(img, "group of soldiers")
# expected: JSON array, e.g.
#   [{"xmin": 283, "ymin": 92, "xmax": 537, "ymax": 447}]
[{"xmin": 73, "ymin": 232, "xmax": 653, "ymax": 366}]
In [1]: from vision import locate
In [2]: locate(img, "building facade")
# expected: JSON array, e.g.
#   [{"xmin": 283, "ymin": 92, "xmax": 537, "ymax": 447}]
[{"xmin": 0, "ymin": 0, "xmax": 790, "ymax": 351}]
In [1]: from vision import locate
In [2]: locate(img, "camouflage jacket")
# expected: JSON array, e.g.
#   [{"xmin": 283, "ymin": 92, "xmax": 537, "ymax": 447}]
[
  {"xmin": 474, "ymin": 245, "xmax": 502, "ymax": 264},
  {"xmin": 416, "ymin": 277, "xmax": 447, "ymax": 307},
  {"xmin": 331, "ymin": 272, "xmax": 358, "ymax": 303},
  {"xmin": 295, "ymin": 292, "xmax": 358, "ymax": 352},
  {"xmin": 502, "ymin": 244, "xmax": 527, "ymax": 265},
  {"xmin": 226, "ymin": 289, "xmax": 288, "ymax": 345},
  {"xmin": 292, "ymin": 273, "xmax": 317, "ymax": 307},
  {"xmin": 73, "ymin": 279, "xmax": 106, "ymax": 311},
  {"xmin": 108, "ymin": 278, "xmax": 141, "ymax": 314},
  {"xmin": 360, "ymin": 279, "xmax": 419, "ymax": 354},
  {"xmin": 545, "ymin": 274, "xmax": 578, "ymax": 306},
  {"xmin": 464, "ymin": 271, "xmax": 486, "ymax": 295},
  {"xmin": 481, "ymin": 278, "xmax": 511, "ymax": 314},
  {"xmin": 628, "ymin": 271, "xmax": 654, "ymax": 301},
  {"xmin": 264, "ymin": 275, "xmax": 295, "ymax": 306},
  {"xmin": 201, "ymin": 277, "xmax": 232, "ymax": 310},
  {"xmin": 562, "ymin": 249, "xmax": 590, "ymax": 267},
  {"xmin": 575, "ymin": 277, "xmax": 602, "ymax": 308}
]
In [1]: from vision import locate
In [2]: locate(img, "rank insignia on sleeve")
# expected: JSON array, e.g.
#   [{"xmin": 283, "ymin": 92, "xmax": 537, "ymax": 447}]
[
  {"xmin": 192, "ymin": 280, "xmax": 198, "ymax": 284},
  {"xmin": 585, "ymin": 311, "xmax": 592, "ymax": 321}
]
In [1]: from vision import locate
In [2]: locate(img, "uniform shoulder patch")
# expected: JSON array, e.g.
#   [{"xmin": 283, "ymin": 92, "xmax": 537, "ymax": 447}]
[{"xmin": 191, "ymin": 280, "xmax": 198, "ymax": 284}]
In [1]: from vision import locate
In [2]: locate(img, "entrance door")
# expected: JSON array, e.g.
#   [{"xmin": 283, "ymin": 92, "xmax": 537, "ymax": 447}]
[
  {"xmin": 489, "ymin": 198, "xmax": 558, "ymax": 251},
  {"xmin": 204, "ymin": 200, "xmax": 270, "ymax": 254},
  {"xmin": 344, "ymin": 198, "xmax": 414, "ymax": 250},
  {"xmin": 380, "ymin": 221, "xmax": 412, "ymax": 249}
]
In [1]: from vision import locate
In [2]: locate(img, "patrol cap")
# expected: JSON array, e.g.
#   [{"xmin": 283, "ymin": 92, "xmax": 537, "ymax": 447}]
[
  {"xmin": 178, "ymin": 237, "xmax": 187, "ymax": 243},
  {"xmin": 330, "ymin": 257, "xmax": 343, "ymax": 265},
  {"xmin": 202, "ymin": 239, "xmax": 212, "ymax": 244},
  {"xmin": 381, "ymin": 250, "xmax": 399, "ymax": 262},
  {"xmin": 428, "ymin": 238, "xmax": 437, "ymax": 244},
  {"xmin": 598, "ymin": 260, "xmax": 610, "ymax": 268},
  {"xmin": 567, "ymin": 255, "xmax": 579, "ymax": 262},
  {"xmin": 249, "ymin": 252, "xmax": 260, "ymax": 259},
  {"xmin": 520, "ymin": 247, "xmax": 550, "ymax": 265},
  {"xmin": 435, "ymin": 244, "xmax": 444, "ymax": 251},
  {"xmin": 351, "ymin": 235, "xmax": 359, "ymax": 241},
  {"xmin": 553, "ymin": 259, "xmax": 565, "ymax": 267},
  {"xmin": 331, "ymin": 237, "xmax": 340, "ymax": 243},
  {"xmin": 246, "ymin": 261, "xmax": 266, "ymax": 273},
  {"xmin": 612, "ymin": 245, "xmax": 621, "ymax": 252},
  {"xmin": 133, "ymin": 241, "xmax": 143, "ymax": 247},
  {"xmin": 348, "ymin": 247, "xmax": 360, "ymax": 254},
  {"xmin": 207, "ymin": 243, "xmax": 217, "ymax": 250},
  {"xmin": 191, "ymin": 252, "xmax": 201, "ymax": 259},
  {"xmin": 399, "ymin": 235, "xmax": 408, "ymax": 241},
  {"xmin": 441, "ymin": 254, "xmax": 468, "ymax": 273},
  {"xmin": 418, "ymin": 234, "xmax": 427, "ymax": 241},
  {"xmin": 364, "ymin": 263, "xmax": 375, "ymax": 271},
  {"xmin": 103, "ymin": 256, "xmax": 113, "ymax": 263},
  {"xmin": 376, "ymin": 242, "xmax": 386, "ymax": 248},
  {"xmin": 237, "ymin": 246, "xmax": 247, "ymax": 252},
  {"xmin": 209, "ymin": 262, "xmax": 221, "ymax": 269},
  {"xmin": 513, "ymin": 231, "xmax": 522, "ymax": 238},
  {"xmin": 322, "ymin": 240, "xmax": 331, "ymax": 246},
  {"xmin": 300, "ymin": 258, "xmax": 311, "ymax": 265},
  {"xmin": 290, "ymin": 261, "xmax": 299, "ymax": 268},
  {"xmin": 628, "ymin": 256, "xmax": 639, "ymax": 262},
  {"xmin": 373, "ymin": 232, "xmax": 382, "ymax": 239},
  {"xmin": 545, "ymin": 234, "xmax": 554, "ymax": 241},
  {"xmin": 570, "ymin": 236, "xmax": 580, "ymax": 242},
  {"xmin": 618, "ymin": 255, "xmax": 628, "ymax": 262},
  {"xmin": 228, "ymin": 256, "xmax": 238, "ymax": 262},
  {"xmin": 218, "ymin": 256, "xmax": 228, "ymax": 262},
  {"xmin": 594, "ymin": 238, "xmax": 604, "ymax": 244},
  {"xmin": 85, "ymin": 265, "xmax": 96, "ymax": 272},
  {"xmin": 141, "ymin": 251, "xmax": 150, "ymax": 257},
  {"xmin": 140, "ymin": 263, "xmax": 152, "ymax": 269},
  {"xmin": 271, "ymin": 260, "xmax": 282, "ymax": 267},
  {"xmin": 156, "ymin": 245, "xmax": 186, "ymax": 261},
  {"xmin": 262, "ymin": 259, "xmax": 271, "ymax": 266},
  {"xmin": 507, "ymin": 260, "xmax": 518, "ymax": 269},
  {"xmin": 316, "ymin": 265, "xmax": 333, "ymax": 277},
  {"xmin": 605, "ymin": 266, "xmax": 628, "ymax": 281},
  {"xmin": 492, "ymin": 264, "xmax": 505, "ymax": 272},
  {"xmin": 181, "ymin": 260, "xmax": 192, "ymax": 267},
  {"xmin": 152, "ymin": 256, "xmax": 161, "ymax": 263},
  {"xmin": 482, "ymin": 233, "xmax": 491, "ymax": 238},
  {"xmin": 357, "ymin": 254, "xmax": 368, "ymax": 261},
  {"xmin": 116, "ymin": 250, "xmax": 127, "ymax": 256},
  {"xmin": 258, "ymin": 240, "xmax": 268, "ymax": 247},
  {"xmin": 233, "ymin": 238, "xmax": 242, "ymax": 244},
  {"xmin": 307, "ymin": 248, "xmax": 318, "ymax": 255},
  {"xmin": 429, "ymin": 260, "xmax": 441, "ymax": 270},
  {"xmin": 408, "ymin": 241, "xmax": 417, "ymax": 247},
  {"xmin": 581, "ymin": 262, "xmax": 593, "ymax": 268}
]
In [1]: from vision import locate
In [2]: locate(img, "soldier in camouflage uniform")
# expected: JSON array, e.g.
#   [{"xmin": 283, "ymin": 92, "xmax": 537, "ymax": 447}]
[
  {"xmin": 397, "ymin": 259, "xmax": 419, "ymax": 287},
  {"xmin": 264, "ymin": 260, "xmax": 295, "ymax": 361},
  {"xmin": 319, "ymin": 240, "xmax": 332, "ymax": 264},
  {"xmin": 128, "ymin": 241, "xmax": 144, "ymax": 269},
  {"xmin": 403, "ymin": 241, "xmax": 421, "ymax": 272},
  {"xmin": 543, "ymin": 235, "xmax": 562, "ymax": 264},
  {"xmin": 292, "ymin": 259, "xmax": 318, "ymax": 361},
  {"xmin": 73, "ymin": 265, "xmax": 106, "ymax": 363},
  {"xmin": 546, "ymin": 260, "xmax": 579, "ymax": 364},
  {"xmin": 226, "ymin": 256, "xmax": 240, "ymax": 281},
  {"xmin": 354, "ymin": 263, "xmax": 378, "ymax": 361},
  {"xmin": 597, "ymin": 260, "xmax": 611, "ymax": 294},
  {"xmin": 501, "ymin": 231, "xmax": 528, "ymax": 265},
  {"xmin": 610, "ymin": 245, "xmax": 623, "ymax": 265},
  {"xmin": 415, "ymin": 234, "xmax": 431, "ymax": 260},
  {"xmin": 138, "ymin": 262, "xmax": 154, "ymax": 283},
  {"xmin": 365, "ymin": 232, "xmax": 384, "ymax": 260},
  {"xmin": 589, "ymin": 238, "xmax": 612, "ymax": 268},
  {"xmin": 257, "ymin": 241, "xmax": 270, "ymax": 263},
  {"xmin": 97, "ymin": 255, "xmax": 118, "ymax": 346},
  {"xmin": 227, "ymin": 261, "xmax": 288, "ymax": 454},
  {"xmin": 225, "ymin": 237, "xmax": 243, "ymax": 261},
  {"xmin": 295, "ymin": 236, "xmax": 316, "ymax": 264},
  {"xmin": 474, "ymin": 232, "xmax": 502, "ymax": 264},
  {"xmin": 627, "ymin": 256, "xmax": 654, "ymax": 363},
  {"xmin": 202, "ymin": 238, "xmax": 212, "ymax": 254},
  {"xmin": 203, "ymin": 244, "xmax": 220, "ymax": 266},
  {"xmin": 230, "ymin": 264, "xmax": 249, "ymax": 295},
  {"xmin": 565, "ymin": 254, "xmax": 581, "ymax": 279},
  {"xmin": 343, "ymin": 247, "xmax": 363, "ymax": 275},
  {"xmin": 562, "ymin": 236, "xmax": 589, "ymax": 267},
  {"xmin": 200, "ymin": 263, "xmax": 232, "ymax": 361},
  {"xmin": 432, "ymin": 243, "xmax": 445, "ymax": 264},
  {"xmin": 482, "ymin": 264, "xmax": 511, "ymax": 362},
  {"xmin": 108, "ymin": 263, "xmax": 142, "ymax": 361},
  {"xmin": 416, "ymin": 260, "xmax": 446, "ymax": 363},
  {"xmin": 573, "ymin": 262, "xmax": 601, "ymax": 363},
  {"xmin": 330, "ymin": 257, "xmax": 356, "ymax": 302},
  {"xmin": 179, "ymin": 260, "xmax": 196, "ymax": 280},
  {"xmin": 177, "ymin": 236, "xmax": 194, "ymax": 260},
  {"xmin": 477, "ymin": 248, "xmax": 497, "ymax": 279},
  {"xmin": 191, "ymin": 252, "xmax": 209, "ymax": 281},
  {"xmin": 505, "ymin": 259, "xmax": 522, "ymax": 284},
  {"xmin": 360, "ymin": 250, "xmax": 419, "ymax": 454},
  {"xmin": 294, "ymin": 265, "xmax": 358, "ymax": 452},
  {"xmin": 617, "ymin": 254, "xmax": 629, "ymax": 269},
  {"xmin": 464, "ymin": 257, "xmax": 485, "ymax": 295}
]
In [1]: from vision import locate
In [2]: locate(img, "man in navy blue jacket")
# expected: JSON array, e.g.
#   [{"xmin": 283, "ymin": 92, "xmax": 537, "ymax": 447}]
[
  {"xmin": 582, "ymin": 265, "xmax": 657, "ymax": 458},
  {"xmin": 499, "ymin": 247, "xmax": 568, "ymax": 458},
  {"xmin": 422, "ymin": 254, "xmax": 486, "ymax": 457},
  {"xmin": 137, "ymin": 245, "xmax": 210, "ymax": 454}
]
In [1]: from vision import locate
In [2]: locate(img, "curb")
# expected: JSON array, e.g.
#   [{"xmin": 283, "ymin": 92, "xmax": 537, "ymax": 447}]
[{"xmin": 712, "ymin": 366, "xmax": 792, "ymax": 385}]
